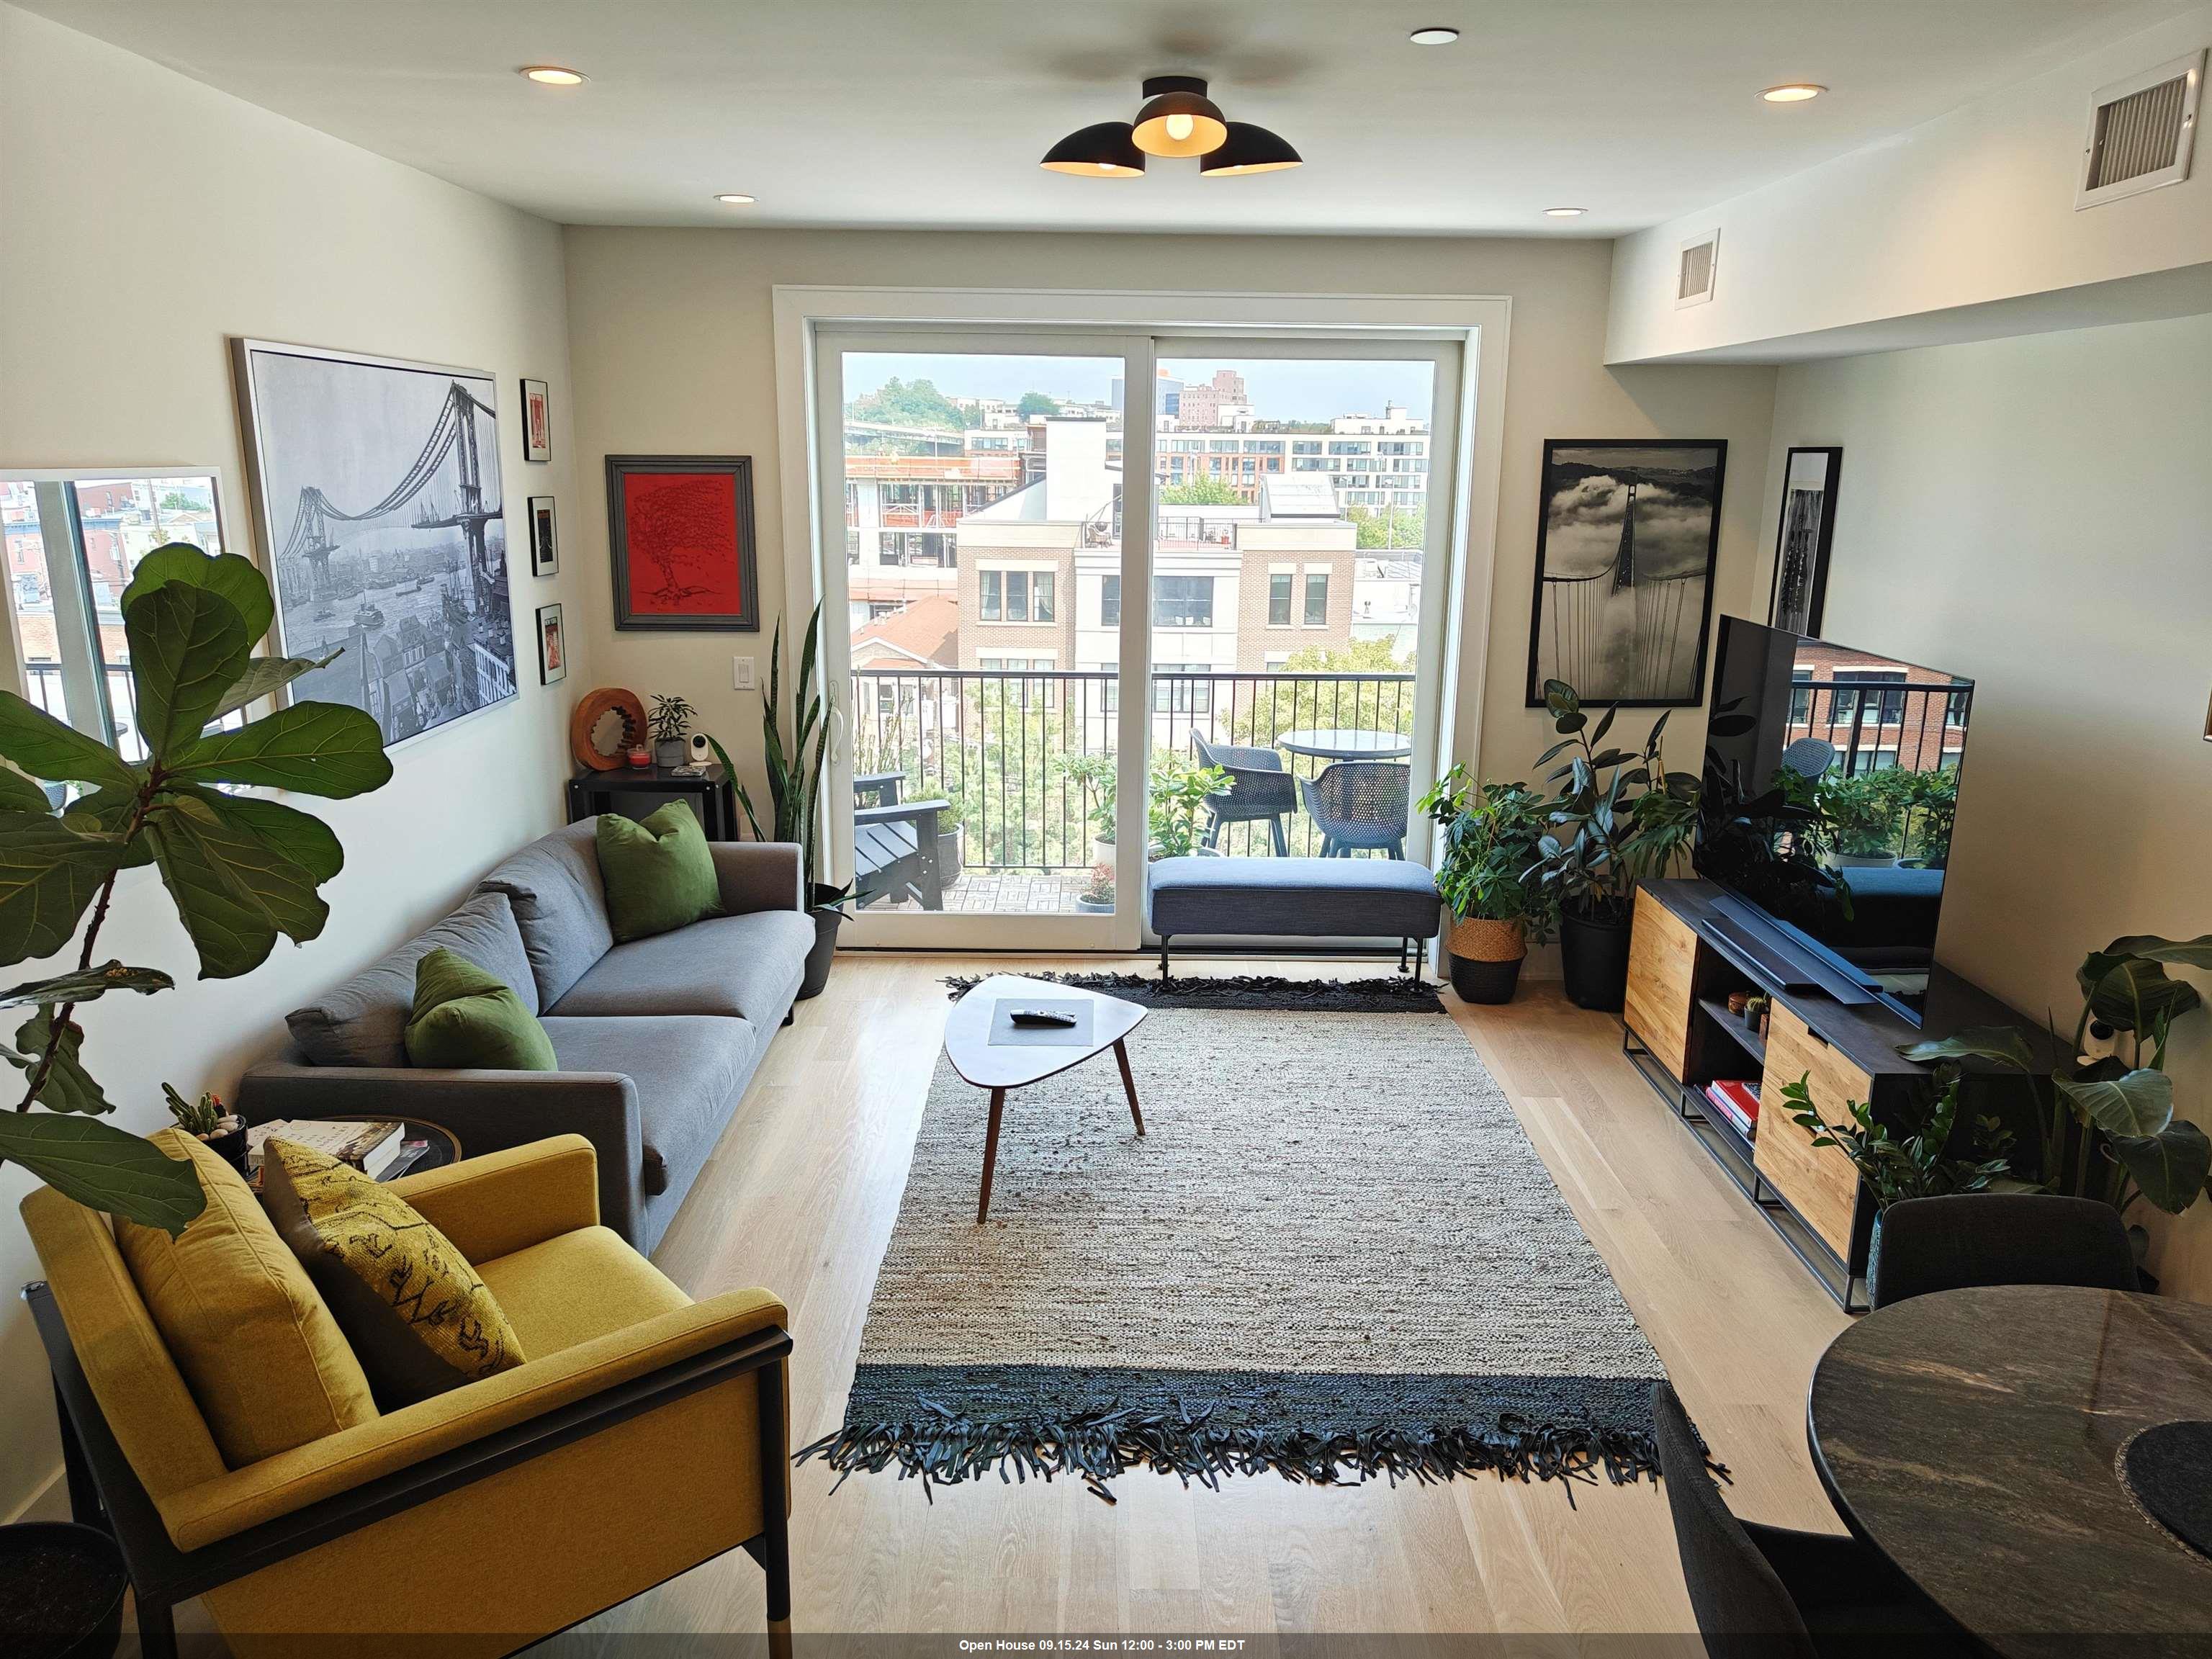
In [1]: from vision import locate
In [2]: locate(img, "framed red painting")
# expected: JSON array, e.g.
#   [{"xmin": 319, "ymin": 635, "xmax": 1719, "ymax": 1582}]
[{"xmin": 606, "ymin": 454, "xmax": 760, "ymax": 631}]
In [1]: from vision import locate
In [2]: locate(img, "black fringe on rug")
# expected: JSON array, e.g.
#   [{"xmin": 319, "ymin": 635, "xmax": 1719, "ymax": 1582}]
[
  {"xmin": 795, "ymin": 1407, "xmax": 1661, "ymax": 1506},
  {"xmin": 941, "ymin": 970, "xmax": 1442, "ymax": 1013}
]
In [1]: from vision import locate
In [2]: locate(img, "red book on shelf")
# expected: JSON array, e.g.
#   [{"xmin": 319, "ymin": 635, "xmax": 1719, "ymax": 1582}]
[{"xmin": 1704, "ymin": 1080, "xmax": 1761, "ymax": 1140}]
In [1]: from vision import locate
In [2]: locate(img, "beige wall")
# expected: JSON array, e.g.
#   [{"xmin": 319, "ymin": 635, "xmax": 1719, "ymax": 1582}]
[
  {"xmin": 560, "ymin": 226, "xmax": 1778, "ymax": 801},
  {"xmin": 1759, "ymin": 311, "xmax": 2212, "ymax": 1299},
  {"xmin": 0, "ymin": 5, "xmax": 588, "ymax": 1514}
]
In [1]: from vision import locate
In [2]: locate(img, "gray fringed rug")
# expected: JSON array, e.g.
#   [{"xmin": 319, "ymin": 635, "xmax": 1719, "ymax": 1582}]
[{"xmin": 801, "ymin": 979, "xmax": 1669, "ymax": 1500}]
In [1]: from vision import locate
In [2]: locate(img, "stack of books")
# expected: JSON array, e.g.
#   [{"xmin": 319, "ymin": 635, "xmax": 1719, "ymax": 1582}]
[
  {"xmin": 247, "ymin": 1119, "xmax": 410, "ymax": 1180},
  {"xmin": 1702, "ymin": 1080, "xmax": 1761, "ymax": 1142}
]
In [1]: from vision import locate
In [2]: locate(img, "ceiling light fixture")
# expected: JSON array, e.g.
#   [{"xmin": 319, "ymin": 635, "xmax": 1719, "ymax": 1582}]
[
  {"xmin": 714, "ymin": 194, "xmax": 757, "ymax": 205},
  {"xmin": 1040, "ymin": 122, "xmax": 1147, "ymax": 176},
  {"xmin": 1200, "ymin": 122, "xmax": 1304, "ymax": 178},
  {"xmin": 520, "ymin": 65, "xmax": 586, "ymax": 86},
  {"xmin": 1545, "ymin": 206, "xmax": 1587, "ymax": 217},
  {"xmin": 1761, "ymin": 83, "xmax": 1827, "ymax": 102},
  {"xmin": 1130, "ymin": 76, "xmax": 1229, "ymax": 157},
  {"xmin": 1409, "ymin": 27, "xmax": 1460, "ymax": 45}
]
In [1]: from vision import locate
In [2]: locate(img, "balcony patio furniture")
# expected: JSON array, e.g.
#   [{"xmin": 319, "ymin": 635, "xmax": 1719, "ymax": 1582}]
[
  {"xmin": 1191, "ymin": 733, "xmax": 1295, "ymax": 856},
  {"xmin": 853, "ymin": 771, "xmax": 951, "ymax": 911},
  {"xmin": 1147, "ymin": 855, "xmax": 1439, "ymax": 980},
  {"xmin": 1297, "ymin": 760, "xmax": 1411, "ymax": 858},
  {"xmin": 1781, "ymin": 736, "xmax": 1837, "ymax": 780},
  {"xmin": 1277, "ymin": 727, "xmax": 1415, "ymax": 761}
]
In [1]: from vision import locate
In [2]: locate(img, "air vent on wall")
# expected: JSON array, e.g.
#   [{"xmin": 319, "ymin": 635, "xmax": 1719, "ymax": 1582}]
[
  {"xmin": 1676, "ymin": 229, "xmax": 1719, "ymax": 309},
  {"xmin": 2078, "ymin": 48, "xmax": 2203, "ymax": 208}
]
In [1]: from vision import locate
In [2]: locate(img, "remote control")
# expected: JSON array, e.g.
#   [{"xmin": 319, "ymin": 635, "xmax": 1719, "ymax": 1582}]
[{"xmin": 1008, "ymin": 1007, "xmax": 1078, "ymax": 1028}]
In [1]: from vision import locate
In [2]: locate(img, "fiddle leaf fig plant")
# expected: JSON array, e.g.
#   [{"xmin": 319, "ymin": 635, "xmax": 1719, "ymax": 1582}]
[{"xmin": 0, "ymin": 543, "xmax": 392, "ymax": 1234}]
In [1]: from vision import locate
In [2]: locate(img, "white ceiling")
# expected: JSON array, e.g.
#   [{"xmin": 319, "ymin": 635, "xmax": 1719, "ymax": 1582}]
[{"xmin": 21, "ymin": 0, "xmax": 2195, "ymax": 235}]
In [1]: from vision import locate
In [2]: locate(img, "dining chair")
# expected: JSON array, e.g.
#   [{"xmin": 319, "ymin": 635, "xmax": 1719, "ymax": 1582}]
[
  {"xmin": 1191, "ymin": 733, "xmax": 1295, "ymax": 855},
  {"xmin": 1653, "ymin": 1382, "xmax": 1972, "ymax": 1658},
  {"xmin": 1868, "ymin": 1192, "xmax": 2139, "ymax": 1310},
  {"xmin": 1295, "ymin": 760, "xmax": 1409, "ymax": 858}
]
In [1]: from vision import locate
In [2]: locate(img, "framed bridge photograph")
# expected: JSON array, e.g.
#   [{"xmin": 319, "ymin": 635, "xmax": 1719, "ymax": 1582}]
[
  {"xmin": 1524, "ymin": 439, "xmax": 1726, "ymax": 709},
  {"xmin": 233, "ymin": 338, "xmax": 519, "ymax": 748},
  {"xmin": 605, "ymin": 454, "xmax": 759, "ymax": 631}
]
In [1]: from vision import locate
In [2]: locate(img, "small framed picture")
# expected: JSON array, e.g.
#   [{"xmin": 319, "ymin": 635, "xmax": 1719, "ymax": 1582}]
[
  {"xmin": 606, "ymin": 454, "xmax": 759, "ymax": 631},
  {"xmin": 1768, "ymin": 446, "xmax": 1843, "ymax": 637},
  {"xmin": 521, "ymin": 377, "xmax": 552, "ymax": 463},
  {"xmin": 536, "ymin": 602, "xmax": 566, "ymax": 685},
  {"xmin": 528, "ymin": 495, "xmax": 559, "ymax": 577}
]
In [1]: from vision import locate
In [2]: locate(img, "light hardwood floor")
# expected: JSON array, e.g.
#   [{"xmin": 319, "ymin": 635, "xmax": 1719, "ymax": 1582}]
[{"xmin": 131, "ymin": 952, "xmax": 1851, "ymax": 1649}]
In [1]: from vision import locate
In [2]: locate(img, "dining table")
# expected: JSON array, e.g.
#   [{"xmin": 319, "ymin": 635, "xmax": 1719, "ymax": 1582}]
[
  {"xmin": 1807, "ymin": 1283, "xmax": 2212, "ymax": 1658},
  {"xmin": 1275, "ymin": 727, "xmax": 1413, "ymax": 762}
]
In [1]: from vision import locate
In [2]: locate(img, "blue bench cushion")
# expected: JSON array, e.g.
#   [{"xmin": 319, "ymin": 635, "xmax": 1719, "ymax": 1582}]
[{"xmin": 1147, "ymin": 855, "xmax": 1440, "ymax": 940}]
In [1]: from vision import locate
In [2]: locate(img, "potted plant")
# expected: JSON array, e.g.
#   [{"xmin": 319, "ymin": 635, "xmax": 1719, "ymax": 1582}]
[
  {"xmin": 648, "ymin": 693, "xmax": 694, "ymax": 770},
  {"xmin": 1076, "ymin": 864, "xmax": 1115, "ymax": 914},
  {"xmin": 1417, "ymin": 765, "xmax": 1555, "ymax": 1004},
  {"xmin": 1528, "ymin": 679, "xmax": 1699, "ymax": 1011},
  {"xmin": 165, "ymin": 1084, "xmax": 246, "ymax": 1176},
  {"xmin": 1061, "ymin": 752, "xmax": 1117, "ymax": 867},
  {"xmin": 1147, "ymin": 753, "xmax": 1230, "ymax": 860},
  {"xmin": 0, "ymin": 1522, "xmax": 127, "ymax": 1659},
  {"xmin": 1817, "ymin": 771, "xmax": 1901, "ymax": 867},
  {"xmin": 710, "ymin": 602, "xmax": 851, "ymax": 999}
]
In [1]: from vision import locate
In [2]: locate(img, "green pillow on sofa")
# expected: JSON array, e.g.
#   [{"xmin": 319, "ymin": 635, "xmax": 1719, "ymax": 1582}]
[
  {"xmin": 405, "ymin": 947, "xmax": 557, "ymax": 1070},
  {"xmin": 595, "ymin": 804, "xmax": 722, "ymax": 942}
]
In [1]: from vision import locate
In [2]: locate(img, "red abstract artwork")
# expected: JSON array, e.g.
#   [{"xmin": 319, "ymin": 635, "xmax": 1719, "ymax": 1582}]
[{"xmin": 608, "ymin": 457, "xmax": 758, "ymax": 629}]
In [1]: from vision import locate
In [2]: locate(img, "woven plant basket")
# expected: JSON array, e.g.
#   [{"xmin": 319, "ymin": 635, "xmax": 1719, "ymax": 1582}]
[{"xmin": 1449, "ymin": 915, "xmax": 1527, "ymax": 963}]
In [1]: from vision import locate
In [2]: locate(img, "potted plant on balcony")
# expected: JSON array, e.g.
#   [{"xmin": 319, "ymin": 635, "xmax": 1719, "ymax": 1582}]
[
  {"xmin": 1418, "ymin": 765, "xmax": 1555, "ymax": 1004},
  {"xmin": 1817, "ymin": 771, "xmax": 1902, "ymax": 867},
  {"xmin": 1147, "ymin": 753, "xmax": 1230, "ymax": 860},
  {"xmin": 1076, "ymin": 864, "xmax": 1115, "ymax": 914},
  {"xmin": 1529, "ymin": 679, "xmax": 1700, "ymax": 1012},
  {"xmin": 1061, "ymin": 752, "xmax": 1117, "ymax": 867}
]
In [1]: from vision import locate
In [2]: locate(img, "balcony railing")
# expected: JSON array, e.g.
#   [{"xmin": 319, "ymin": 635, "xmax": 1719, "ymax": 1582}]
[
  {"xmin": 1785, "ymin": 680, "xmax": 1970, "ymax": 776},
  {"xmin": 26, "ymin": 658, "xmax": 248, "ymax": 764},
  {"xmin": 849, "ymin": 667, "xmax": 1416, "ymax": 869}
]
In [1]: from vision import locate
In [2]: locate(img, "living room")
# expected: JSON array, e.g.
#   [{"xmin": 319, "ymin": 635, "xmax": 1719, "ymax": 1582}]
[{"xmin": 3, "ymin": 1, "xmax": 2211, "ymax": 1653}]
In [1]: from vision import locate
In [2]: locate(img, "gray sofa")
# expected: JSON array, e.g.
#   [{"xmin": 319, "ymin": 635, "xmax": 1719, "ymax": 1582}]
[{"xmin": 239, "ymin": 821, "xmax": 813, "ymax": 1254}]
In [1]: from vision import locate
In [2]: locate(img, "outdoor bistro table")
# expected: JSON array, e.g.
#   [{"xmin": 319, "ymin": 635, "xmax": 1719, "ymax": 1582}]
[{"xmin": 1276, "ymin": 728, "xmax": 1414, "ymax": 761}]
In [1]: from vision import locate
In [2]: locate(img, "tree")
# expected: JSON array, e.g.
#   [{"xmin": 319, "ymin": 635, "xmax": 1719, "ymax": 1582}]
[
  {"xmin": 1229, "ymin": 638, "xmax": 1417, "ymax": 754},
  {"xmin": 1348, "ymin": 503, "xmax": 1426, "ymax": 550},
  {"xmin": 846, "ymin": 376, "xmax": 966, "ymax": 431},
  {"xmin": 1158, "ymin": 475, "xmax": 1242, "ymax": 506},
  {"xmin": 1016, "ymin": 392, "xmax": 1060, "ymax": 419}
]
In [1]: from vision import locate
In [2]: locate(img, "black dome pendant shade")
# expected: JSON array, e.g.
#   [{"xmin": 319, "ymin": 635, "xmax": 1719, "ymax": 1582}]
[
  {"xmin": 1039, "ymin": 121, "xmax": 1146, "ymax": 176},
  {"xmin": 1130, "ymin": 74, "xmax": 1229, "ymax": 157},
  {"xmin": 1198, "ymin": 122, "xmax": 1303, "ymax": 176}
]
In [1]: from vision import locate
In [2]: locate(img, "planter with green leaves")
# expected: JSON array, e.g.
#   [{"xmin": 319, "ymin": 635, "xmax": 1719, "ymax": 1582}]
[
  {"xmin": 1418, "ymin": 765, "xmax": 1555, "ymax": 1004},
  {"xmin": 648, "ymin": 693, "xmax": 695, "ymax": 770},
  {"xmin": 0, "ymin": 543, "xmax": 391, "ymax": 1234},
  {"xmin": 1147, "ymin": 754, "xmax": 1230, "ymax": 860},
  {"xmin": 1061, "ymin": 751, "xmax": 1117, "ymax": 866},
  {"xmin": 709, "ymin": 602, "xmax": 850, "ymax": 999}
]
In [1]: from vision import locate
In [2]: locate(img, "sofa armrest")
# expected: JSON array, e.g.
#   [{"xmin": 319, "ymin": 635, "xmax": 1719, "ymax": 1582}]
[
  {"xmin": 385, "ymin": 1135, "xmax": 599, "ymax": 1262},
  {"xmin": 157, "ymin": 1287, "xmax": 790, "ymax": 1551},
  {"xmin": 238, "ymin": 1061, "xmax": 646, "ymax": 1245},
  {"xmin": 709, "ymin": 840, "xmax": 803, "ymax": 914}
]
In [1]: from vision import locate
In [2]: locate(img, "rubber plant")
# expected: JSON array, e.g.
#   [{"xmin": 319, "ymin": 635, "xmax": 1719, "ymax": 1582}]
[{"xmin": 0, "ymin": 544, "xmax": 392, "ymax": 1233}]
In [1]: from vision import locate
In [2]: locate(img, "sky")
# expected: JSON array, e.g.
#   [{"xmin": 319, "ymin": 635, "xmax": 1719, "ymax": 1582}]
[{"xmin": 843, "ymin": 352, "xmax": 1435, "ymax": 423}]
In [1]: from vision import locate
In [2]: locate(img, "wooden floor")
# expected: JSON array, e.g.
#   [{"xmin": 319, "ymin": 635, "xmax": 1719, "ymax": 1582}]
[{"xmin": 140, "ymin": 952, "xmax": 1853, "ymax": 1649}]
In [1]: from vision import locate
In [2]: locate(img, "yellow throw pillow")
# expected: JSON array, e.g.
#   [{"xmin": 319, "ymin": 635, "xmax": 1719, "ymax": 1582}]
[
  {"xmin": 113, "ymin": 1128, "xmax": 376, "ymax": 1468},
  {"xmin": 260, "ymin": 1138, "xmax": 526, "ymax": 1406}
]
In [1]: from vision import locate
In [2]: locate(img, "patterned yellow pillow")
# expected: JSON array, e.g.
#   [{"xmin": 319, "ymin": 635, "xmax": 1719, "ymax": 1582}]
[{"xmin": 260, "ymin": 1138, "xmax": 526, "ymax": 1406}]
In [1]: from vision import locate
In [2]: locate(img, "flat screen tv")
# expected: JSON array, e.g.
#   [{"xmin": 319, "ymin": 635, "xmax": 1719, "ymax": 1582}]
[{"xmin": 1694, "ymin": 616, "xmax": 1973, "ymax": 1022}]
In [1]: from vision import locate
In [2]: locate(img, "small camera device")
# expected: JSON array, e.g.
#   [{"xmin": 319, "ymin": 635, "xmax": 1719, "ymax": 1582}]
[{"xmin": 688, "ymin": 732, "xmax": 714, "ymax": 765}]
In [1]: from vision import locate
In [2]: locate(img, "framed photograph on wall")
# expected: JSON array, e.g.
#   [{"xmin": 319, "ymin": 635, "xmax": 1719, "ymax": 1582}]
[
  {"xmin": 536, "ymin": 602, "xmax": 566, "ymax": 685},
  {"xmin": 606, "ymin": 454, "xmax": 759, "ymax": 631},
  {"xmin": 528, "ymin": 495, "xmax": 558, "ymax": 577},
  {"xmin": 233, "ymin": 338, "xmax": 518, "ymax": 749},
  {"xmin": 1525, "ymin": 439, "xmax": 1727, "ymax": 708},
  {"xmin": 1768, "ymin": 446, "xmax": 1842, "ymax": 637},
  {"xmin": 521, "ymin": 378, "xmax": 552, "ymax": 463}
]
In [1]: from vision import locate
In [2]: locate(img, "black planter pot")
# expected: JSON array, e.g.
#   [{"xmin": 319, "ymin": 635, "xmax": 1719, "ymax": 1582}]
[
  {"xmin": 1560, "ymin": 906, "xmax": 1632, "ymax": 1011},
  {"xmin": 797, "ymin": 907, "xmax": 843, "ymax": 1001},
  {"xmin": 0, "ymin": 1522, "xmax": 127, "ymax": 1659},
  {"xmin": 199, "ymin": 1116, "xmax": 250, "ymax": 1177},
  {"xmin": 1449, "ymin": 952, "xmax": 1524, "ymax": 1005}
]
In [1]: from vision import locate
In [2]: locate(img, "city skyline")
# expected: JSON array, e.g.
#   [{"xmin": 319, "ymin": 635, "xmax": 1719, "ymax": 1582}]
[{"xmin": 843, "ymin": 353, "xmax": 1434, "ymax": 424}]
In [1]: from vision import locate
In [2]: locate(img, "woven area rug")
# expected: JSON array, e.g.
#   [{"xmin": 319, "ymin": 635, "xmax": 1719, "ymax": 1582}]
[{"xmin": 800, "ymin": 975, "xmax": 1669, "ymax": 1499}]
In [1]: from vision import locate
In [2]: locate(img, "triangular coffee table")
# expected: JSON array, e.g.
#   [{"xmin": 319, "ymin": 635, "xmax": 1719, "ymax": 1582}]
[{"xmin": 943, "ymin": 974, "xmax": 1146, "ymax": 1223}]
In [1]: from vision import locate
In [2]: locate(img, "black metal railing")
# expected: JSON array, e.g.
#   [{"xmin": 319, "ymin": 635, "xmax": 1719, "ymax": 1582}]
[
  {"xmin": 1784, "ymin": 679, "xmax": 1969, "ymax": 777},
  {"xmin": 848, "ymin": 668, "xmax": 1417, "ymax": 870},
  {"xmin": 26, "ymin": 659, "xmax": 249, "ymax": 764}
]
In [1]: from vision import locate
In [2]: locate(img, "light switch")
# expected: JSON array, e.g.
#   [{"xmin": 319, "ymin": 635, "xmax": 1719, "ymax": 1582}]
[{"xmin": 734, "ymin": 656, "xmax": 757, "ymax": 691}]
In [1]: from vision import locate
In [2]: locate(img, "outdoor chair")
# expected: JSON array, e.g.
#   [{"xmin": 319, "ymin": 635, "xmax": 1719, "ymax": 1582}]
[
  {"xmin": 1780, "ymin": 737, "xmax": 1838, "ymax": 780},
  {"xmin": 853, "ymin": 771, "xmax": 950, "ymax": 911},
  {"xmin": 1192, "ymin": 733, "xmax": 1296, "ymax": 856},
  {"xmin": 1297, "ymin": 760, "xmax": 1410, "ymax": 858}
]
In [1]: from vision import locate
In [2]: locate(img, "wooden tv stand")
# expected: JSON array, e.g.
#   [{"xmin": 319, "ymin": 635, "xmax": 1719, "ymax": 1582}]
[{"xmin": 1622, "ymin": 878, "xmax": 2039, "ymax": 1311}]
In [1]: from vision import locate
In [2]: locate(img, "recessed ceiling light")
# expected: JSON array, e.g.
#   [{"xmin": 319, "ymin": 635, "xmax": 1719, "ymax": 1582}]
[
  {"xmin": 714, "ymin": 193, "xmax": 757, "ymax": 205},
  {"xmin": 1545, "ymin": 207, "xmax": 1587, "ymax": 217},
  {"xmin": 1409, "ymin": 27, "xmax": 1460, "ymax": 45},
  {"xmin": 520, "ymin": 66, "xmax": 586, "ymax": 87},
  {"xmin": 1761, "ymin": 83, "xmax": 1826, "ymax": 103}
]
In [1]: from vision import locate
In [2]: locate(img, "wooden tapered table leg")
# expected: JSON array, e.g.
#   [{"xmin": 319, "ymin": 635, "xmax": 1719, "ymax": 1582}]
[
  {"xmin": 1114, "ymin": 1038, "xmax": 1145, "ymax": 1136},
  {"xmin": 976, "ymin": 1087, "xmax": 1007, "ymax": 1223}
]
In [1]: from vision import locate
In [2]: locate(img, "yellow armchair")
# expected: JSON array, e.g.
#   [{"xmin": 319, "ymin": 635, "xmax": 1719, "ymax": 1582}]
[{"xmin": 21, "ymin": 1135, "xmax": 793, "ymax": 1659}]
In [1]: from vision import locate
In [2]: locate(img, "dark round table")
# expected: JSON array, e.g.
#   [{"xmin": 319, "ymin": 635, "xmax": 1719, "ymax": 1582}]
[
  {"xmin": 1277, "ymin": 727, "xmax": 1413, "ymax": 761},
  {"xmin": 1809, "ymin": 1285, "xmax": 2212, "ymax": 1658}
]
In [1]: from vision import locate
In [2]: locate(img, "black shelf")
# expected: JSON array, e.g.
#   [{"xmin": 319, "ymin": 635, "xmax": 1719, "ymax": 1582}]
[{"xmin": 1697, "ymin": 997, "xmax": 1769, "ymax": 1066}]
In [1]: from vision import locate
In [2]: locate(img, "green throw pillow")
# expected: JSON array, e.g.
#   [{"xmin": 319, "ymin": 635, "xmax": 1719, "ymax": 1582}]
[
  {"xmin": 595, "ymin": 804, "xmax": 722, "ymax": 943},
  {"xmin": 404, "ymin": 948, "xmax": 557, "ymax": 1071}
]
